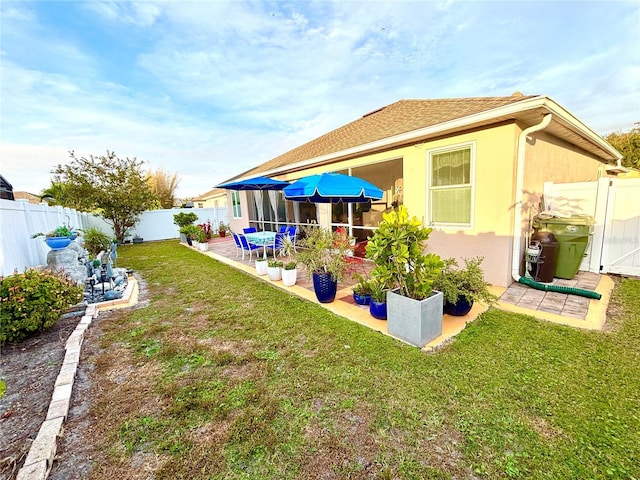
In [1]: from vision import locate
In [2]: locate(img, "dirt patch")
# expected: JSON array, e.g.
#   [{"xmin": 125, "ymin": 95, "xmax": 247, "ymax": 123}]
[{"xmin": 0, "ymin": 308, "xmax": 83, "ymax": 480}]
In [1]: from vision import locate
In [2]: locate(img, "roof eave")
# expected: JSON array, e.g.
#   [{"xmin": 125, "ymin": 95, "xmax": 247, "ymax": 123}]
[{"xmin": 259, "ymin": 95, "xmax": 622, "ymax": 178}]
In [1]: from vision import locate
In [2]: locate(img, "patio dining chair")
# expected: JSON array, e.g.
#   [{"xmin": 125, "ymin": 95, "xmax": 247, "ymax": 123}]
[
  {"xmin": 243, "ymin": 227, "xmax": 257, "ymax": 234},
  {"xmin": 237, "ymin": 233, "xmax": 262, "ymax": 261},
  {"xmin": 266, "ymin": 232, "xmax": 287, "ymax": 258},
  {"xmin": 231, "ymin": 232, "xmax": 243, "ymax": 258},
  {"xmin": 278, "ymin": 225, "xmax": 288, "ymax": 233}
]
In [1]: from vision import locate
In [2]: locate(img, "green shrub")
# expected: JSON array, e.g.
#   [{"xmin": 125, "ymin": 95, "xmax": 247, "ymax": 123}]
[
  {"xmin": 173, "ymin": 212, "xmax": 198, "ymax": 228},
  {"xmin": 82, "ymin": 226, "xmax": 112, "ymax": 256},
  {"xmin": 0, "ymin": 269, "xmax": 84, "ymax": 343}
]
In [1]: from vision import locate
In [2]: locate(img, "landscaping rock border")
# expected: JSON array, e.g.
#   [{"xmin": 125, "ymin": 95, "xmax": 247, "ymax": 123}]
[{"xmin": 15, "ymin": 277, "xmax": 138, "ymax": 480}]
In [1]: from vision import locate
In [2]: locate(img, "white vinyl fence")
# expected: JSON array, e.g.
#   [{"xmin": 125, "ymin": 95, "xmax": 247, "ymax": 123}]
[
  {"xmin": 0, "ymin": 199, "xmax": 228, "ymax": 276},
  {"xmin": 543, "ymin": 177, "xmax": 640, "ymax": 277}
]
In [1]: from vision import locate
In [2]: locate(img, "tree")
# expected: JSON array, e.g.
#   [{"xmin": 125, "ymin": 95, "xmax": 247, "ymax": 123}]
[
  {"xmin": 39, "ymin": 181, "xmax": 70, "ymax": 206},
  {"xmin": 604, "ymin": 125, "xmax": 640, "ymax": 170},
  {"xmin": 148, "ymin": 168, "xmax": 180, "ymax": 209},
  {"xmin": 52, "ymin": 151, "xmax": 158, "ymax": 242}
]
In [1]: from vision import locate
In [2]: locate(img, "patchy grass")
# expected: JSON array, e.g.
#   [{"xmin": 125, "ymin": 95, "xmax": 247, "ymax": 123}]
[{"xmin": 84, "ymin": 241, "xmax": 639, "ymax": 479}]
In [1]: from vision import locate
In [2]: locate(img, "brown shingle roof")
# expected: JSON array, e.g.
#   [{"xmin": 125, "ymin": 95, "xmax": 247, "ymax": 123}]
[
  {"xmin": 13, "ymin": 191, "xmax": 41, "ymax": 204},
  {"xmin": 244, "ymin": 94, "xmax": 537, "ymax": 177}
]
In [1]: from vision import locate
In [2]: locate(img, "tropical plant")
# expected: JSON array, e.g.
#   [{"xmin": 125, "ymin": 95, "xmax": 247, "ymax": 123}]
[
  {"xmin": 352, "ymin": 274, "xmax": 374, "ymax": 296},
  {"xmin": 199, "ymin": 221, "xmax": 213, "ymax": 239},
  {"xmin": 31, "ymin": 224, "xmax": 75, "ymax": 239},
  {"xmin": 192, "ymin": 228, "xmax": 206, "ymax": 243},
  {"xmin": 51, "ymin": 150, "xmax": 158, "ymax": 242},
  {"xmin": 173, "ymin": 212, "xmax": 198, "ymax": 228},
  {"xmin": 179, "ymin": 224, "xmax": 201, "ymax": 241},
  {"xmin": 82, "ymin": 226, "xmax": 112, "ymax": 256},
  {"xmin": 283, "ymin": 261, "xmax": 297, "ymax": 271},
  {"xmin": 1, "ymin": 269, "xmax": 84, "ymax": 343},
  {"xmin": 365, "ymin": 205, "xmax": 443, "ymax": 300},
  {"xmin": 369, "ymin": 277, "xmax": 388, "ymax": 303},
  {"xmin": 39, "ymin": 181, "xmax": 70, "ymax": 206},
  {"xmin": 432, "ymin": 257, "xmax": 498, "ymax": 305},
  {"xmin": 296, "ymin": 226, "xmax": 351, "ymax": 281},
  {"xmin": 279, "ymin": 233, "xmax": 297, "ymax": 262}
]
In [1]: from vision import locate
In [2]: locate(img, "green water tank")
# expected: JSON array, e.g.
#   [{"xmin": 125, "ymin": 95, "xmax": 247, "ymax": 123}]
[{"xmin": 532, "ymin": 215, "xmax": 594, "ymax": 280}]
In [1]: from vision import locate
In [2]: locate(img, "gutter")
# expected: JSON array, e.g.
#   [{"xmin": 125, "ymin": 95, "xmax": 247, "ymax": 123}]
[
  {"xmin": 511, "ymin": 114, "xmax": 553, "ymax": 283},
  {"xmin": 510, "ymin": 113, "xmax": 602, "ymax": 300}
]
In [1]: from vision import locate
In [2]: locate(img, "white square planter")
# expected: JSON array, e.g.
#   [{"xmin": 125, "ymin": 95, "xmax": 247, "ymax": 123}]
[
  {"xmin": 255, "ymin": 260, "xmax": 268, "ymax": 275},
  {"xmin": 387, "ymin": 289, "xmax": 443, "ymax": 347},
  {"xmin": 281, "ymin": 267, "xmax": 297, "ymax": 286}
]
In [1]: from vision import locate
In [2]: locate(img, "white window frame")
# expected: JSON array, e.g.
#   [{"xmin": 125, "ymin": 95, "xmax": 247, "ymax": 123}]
[
  {"xmin": 231, "ymin": 191, "xmax": 242, "ymax": 218},
  {"xmin": 427, "ymin": 141, "xmax": 476, "ymax": 229}
]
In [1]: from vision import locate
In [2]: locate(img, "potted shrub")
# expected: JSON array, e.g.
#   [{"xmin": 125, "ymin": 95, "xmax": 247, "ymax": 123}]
[
  {"xmin": 368, "ymin": 278, "xmax": 388, "ymax": 320},
  {"xmin": 267, "ymin": 259, "xmax": 283, "ymax": 281},
  {"xmin": 366, "ymin": 205, "xmax": 444, "ymax": 347},
  {"xmin": 218, "ymin": 222, "xmax": 228, "ymax": 238},
  {"xmin": 279, "ymin": 233, "xmax": 298, "ymax": 286},
  {"xmin": 282, "ymin": 261, "xmax": 298, "ymax": 287},
  {"xmin": 432, "ymin": 256, "xmax": 497, "ymax": 316},
  {"xmin": 352, "ymin": 274, "xmax": 373, "ymax": 305},
  {"xmin": 296, "ymin": 226, "xmax": 351, "ymax": 303},
  {"xmin": 179, "ymin": 224, "xmax": 200, "ymax": 246},
  {"xmin": 173, "ymin": 212, "xmax": 198, "ymax": 242},
  {"xmin": 31, "ymin": 224, "xmax": 75, "ymax": 250},
  {"xmin": 255, "ymin": 256, "xmax": 268, "ymax": 275},
  {"xmin": 198, "ymin": 221, "xmax": 213, "ymax": 240},
  {"xmin": 191, "ymin": 228, "xmax": 207, "ymax": 250}
]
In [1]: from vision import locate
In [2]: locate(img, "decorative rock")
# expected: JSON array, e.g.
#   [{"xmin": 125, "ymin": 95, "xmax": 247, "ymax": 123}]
[
  {"xmin": 46, "ymin": 246, "xmax": 87, "ymax": 285},
  {"xmin": 104, "ymin": 290, "xmax": 123, "ymax": 300}
]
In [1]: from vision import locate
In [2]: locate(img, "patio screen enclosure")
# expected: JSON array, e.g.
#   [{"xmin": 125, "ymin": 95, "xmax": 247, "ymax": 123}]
[{"xmin": 245, "ymin": 158, "xmax": 402, "ymax": 239}]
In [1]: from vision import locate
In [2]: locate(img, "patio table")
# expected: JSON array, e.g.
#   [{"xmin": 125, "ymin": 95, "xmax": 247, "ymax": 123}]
[{"xmin": 245, "ymin": 231, "xmax": 276, "ymax": 259}]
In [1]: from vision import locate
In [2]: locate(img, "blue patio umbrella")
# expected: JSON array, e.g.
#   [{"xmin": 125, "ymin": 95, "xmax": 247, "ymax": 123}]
[
  {"xmin": 283, "ymin": 172, "xmax": 384, "ymax": 203},
  {"xmin": 216, "ymin": 175, "xmax": 290, "ymax": 190}
]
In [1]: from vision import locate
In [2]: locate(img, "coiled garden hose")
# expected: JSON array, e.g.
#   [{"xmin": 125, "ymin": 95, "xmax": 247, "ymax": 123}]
[{"xmin": 518, "ymin": 276, "xmax": 602, "ymax": 300}]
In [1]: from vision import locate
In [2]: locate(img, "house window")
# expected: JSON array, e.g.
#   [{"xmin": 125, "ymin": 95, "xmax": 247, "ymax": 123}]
[
  {"xmin": 428, "ymin": 143, "xmax": 474, "ymax": 226},
  {"xmin": 231, "ymin": 191, "xmax": 242, "ymax": 218}
]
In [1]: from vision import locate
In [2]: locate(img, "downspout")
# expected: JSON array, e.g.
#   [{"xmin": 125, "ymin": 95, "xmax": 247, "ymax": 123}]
[{"xmin": 510, "ymin": 113, "xmax": 602, "ymax": 300}]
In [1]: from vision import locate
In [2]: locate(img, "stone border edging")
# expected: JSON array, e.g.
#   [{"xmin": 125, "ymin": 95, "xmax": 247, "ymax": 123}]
[{"xmin": 15, "ymin": 277, "xmax": 139, "ymax": 480}]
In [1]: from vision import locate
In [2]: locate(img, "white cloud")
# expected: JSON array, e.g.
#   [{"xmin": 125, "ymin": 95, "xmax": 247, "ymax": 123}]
[{"xmin": 1, "ymin": 0, "xmax": 638, "ymax": 199}]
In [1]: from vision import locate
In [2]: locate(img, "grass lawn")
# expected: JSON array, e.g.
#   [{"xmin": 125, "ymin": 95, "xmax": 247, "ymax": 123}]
[{"xmin": 85, "ymin": 240, "xmax": 639, "ymax": 479}]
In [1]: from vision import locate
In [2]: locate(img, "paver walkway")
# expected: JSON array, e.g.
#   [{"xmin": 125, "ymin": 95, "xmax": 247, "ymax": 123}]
[{"xmin": 204, "ymin": 236, "xmax": 613, "ymax": 344}]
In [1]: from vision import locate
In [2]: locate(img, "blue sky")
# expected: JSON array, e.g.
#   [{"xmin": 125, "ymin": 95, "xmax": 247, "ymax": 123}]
[{"xmin": 1, "ymin": 1, "xmax": 638, "ymax": 199}]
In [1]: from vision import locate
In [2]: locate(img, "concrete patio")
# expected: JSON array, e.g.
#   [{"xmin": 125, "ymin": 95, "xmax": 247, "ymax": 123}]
[{"xmin": 199, "ymin": 236, "xmax": 614, "ymax": 350}]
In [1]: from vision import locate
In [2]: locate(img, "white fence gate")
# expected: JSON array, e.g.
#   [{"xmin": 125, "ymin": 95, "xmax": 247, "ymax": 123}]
[
  {"xmin": 544, "ymin": 177, "xmax": 640, "ymax": 277},
  {"xmin": 0, "ymin": 200, "xmax": 228, "ymax": 276}
]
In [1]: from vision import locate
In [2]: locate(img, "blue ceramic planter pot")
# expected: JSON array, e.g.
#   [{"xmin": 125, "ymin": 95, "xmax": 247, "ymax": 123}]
[
  {"xmin": 369, "ymin": 300, "xmax": 387, "ymax": 320},
  {"xmin": 444, "ymin": 296, "xmax": 474, "ymax": 316},
  {"xmin": 45, "ymin": 237, "xmax": 72, "ymax": 250},
  {"xmin": 353, "ymin": 292, "xmax": 371, "ymax": 305},
  {"xmin": 312, "ymin": 272, "xmax": 337, "ymax": 303}
]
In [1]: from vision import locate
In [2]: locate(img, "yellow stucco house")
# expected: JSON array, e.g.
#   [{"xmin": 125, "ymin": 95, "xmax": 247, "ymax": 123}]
[
  {"xmin": 222, "ymin": 93, "xmax": 623, "ymax": 287},
  {"xmin": 192, "ymin": 187, "xmax": 228, "ymax": 209}
]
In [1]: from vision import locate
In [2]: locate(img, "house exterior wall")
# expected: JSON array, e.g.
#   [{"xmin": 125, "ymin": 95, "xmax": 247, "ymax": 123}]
[
  {"xmin": 226, "ymin": 121, "xmax": 609, "ymax": 288},
  {"xmin": 195, "ymin": 193, "xmax": 228, "ymax": 209},
  {"xmin": 279, "ymin": 123, "xmax": 521, "ymax": 287},
  {"xmin": 522, "ymin": 130, "xmax": 604, "ymax": 213},
  {"xmin": 417, "ymin": 123, "xmax": 519, "ymax": 287}
]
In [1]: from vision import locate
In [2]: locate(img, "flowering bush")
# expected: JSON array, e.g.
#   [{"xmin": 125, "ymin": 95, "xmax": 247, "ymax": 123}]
[
  {"xmin": 1, "ymin": 269, "xmax": 84, "ymax": 343},
  {"xmin": 198, "ymin": 221, "xmax": 212, "ymax": 239}
]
